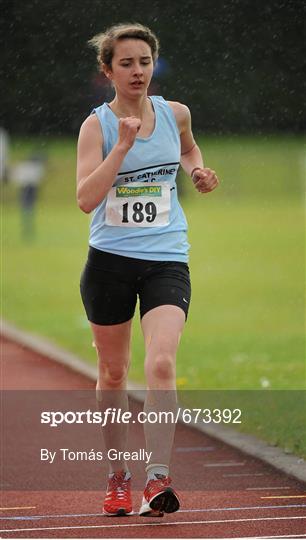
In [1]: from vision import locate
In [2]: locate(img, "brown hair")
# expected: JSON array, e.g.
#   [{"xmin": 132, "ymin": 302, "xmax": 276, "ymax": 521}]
[{"xmin": 88, "ymin": 22, "xmax": 159, "ymax": 69}]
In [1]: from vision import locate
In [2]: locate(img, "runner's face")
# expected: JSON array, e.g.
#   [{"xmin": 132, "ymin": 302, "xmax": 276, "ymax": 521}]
[{"xmin": 107, "ymin": 39, "xmax": 154, "ymax": 97}]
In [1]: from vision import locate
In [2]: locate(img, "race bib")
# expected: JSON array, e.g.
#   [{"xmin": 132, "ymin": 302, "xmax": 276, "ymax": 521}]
[{"xmin": 105, "ymin": 182, "xmax": 170, "ymax": 227}]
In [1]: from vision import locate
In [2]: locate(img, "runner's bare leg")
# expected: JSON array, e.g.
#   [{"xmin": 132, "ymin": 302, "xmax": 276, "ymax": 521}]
[
  {"xmin": 92, "ymin": 319, "xmax": 132, "ymax": 472},
  {"xmin": 141, "ymin": 305, "xmax": 185, "ymax": 469}
]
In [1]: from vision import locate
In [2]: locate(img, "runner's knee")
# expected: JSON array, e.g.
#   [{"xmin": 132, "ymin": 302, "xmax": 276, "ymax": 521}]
[
  {"xmin": 100, "ymin": 364, "xmax": 129, "ymax": 387},
  {"xmin": 147, "ymin": 352, "xmax": 175, "ymax": 381},
  {"xmin": 97, "ymin": 353, "xmax": 130, "ymax": 388}
]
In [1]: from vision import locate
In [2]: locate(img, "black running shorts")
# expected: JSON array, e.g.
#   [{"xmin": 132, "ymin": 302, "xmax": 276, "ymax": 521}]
[{"xmin": 80, "ymin": 247, "xmax": 191, "ymax": 326}]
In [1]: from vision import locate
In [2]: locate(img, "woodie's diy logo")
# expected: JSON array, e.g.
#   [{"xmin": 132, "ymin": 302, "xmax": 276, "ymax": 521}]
[{"xmin": 116, "ymin": 185, "xmax": 162, "ymax": 197}]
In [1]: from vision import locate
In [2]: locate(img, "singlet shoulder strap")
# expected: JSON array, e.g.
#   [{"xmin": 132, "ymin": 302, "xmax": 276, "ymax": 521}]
[
  {"xmin": 150, "ymin": 95, "xmax": 180, "ymax": 139},
  {"xmin": 92, "ymin": 103, "xmax": 117, "ymax": 157}
]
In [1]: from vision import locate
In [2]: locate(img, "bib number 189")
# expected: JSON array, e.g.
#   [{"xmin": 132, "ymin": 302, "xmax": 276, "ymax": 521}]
[
  {"xmin": 105, "ymin": 182, "xmax": 170, "ymax": 227},
  {"xmin": 122, "ymin": 201, "xmax": 157, "ymax": 224}
]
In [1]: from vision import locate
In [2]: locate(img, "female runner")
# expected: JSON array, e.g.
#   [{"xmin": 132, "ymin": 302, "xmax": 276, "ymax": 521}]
[{"xmin": 77, "ymin": 22, "xmax": 219, "ymax": 517}]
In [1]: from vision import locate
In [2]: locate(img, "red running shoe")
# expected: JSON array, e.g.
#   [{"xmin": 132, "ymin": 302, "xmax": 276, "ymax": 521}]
[
  {"xmin": 103, "ymin": 470, "xmax": 133, "ymax": 516},
  {"xmin": 139, "ymin": 474, "xmax": 180, "ymax": 517}
]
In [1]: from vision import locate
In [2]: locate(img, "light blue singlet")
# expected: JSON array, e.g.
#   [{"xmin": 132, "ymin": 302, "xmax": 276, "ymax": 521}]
[{"xmin": 89, "ymin": 95, "xmax": 190, "ymax": 262}]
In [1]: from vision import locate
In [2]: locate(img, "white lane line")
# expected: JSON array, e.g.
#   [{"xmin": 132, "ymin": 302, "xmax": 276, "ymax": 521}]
[
  {"xmin": 204, "ymin": 461, "xmax": 246, "ymax": 467},
  {"xmin": 246, "ymin": 487, "xmax": 291, "ymax": 491},
  {"xmin": 161, "ymin": 536, "xmax": 306, "ymax": 540},
  {"xmin": 252, "ymin": 534, "xmax": 306, "ymax": 540},
  {"xmin": 245, "ymin": 534, "xmax": 306, "ymax": 540},
  {"xmin": 1, "ymin": 515, "xmax": 305, "ymax": 533},
  {"xmin": 0, "ymin": 513, "xmax": 102, "ymax": 522},
  {"xmin": 246, "ymin": 536, "xmax": 306, "ymax": 539},
  {"xmin": 223, "ymin": 473, "xmax": 266, "ymax": 477},
  {"xmin": 0, "ymin": 507, "xmax": 36, "ymax": 511},
  {"xmin": 1, "ymin": 503, "xmax": 306, "ymax": 521},
  {"xmin": 261, "ymin": 495, "xmax": 306, "ymax": 499}
]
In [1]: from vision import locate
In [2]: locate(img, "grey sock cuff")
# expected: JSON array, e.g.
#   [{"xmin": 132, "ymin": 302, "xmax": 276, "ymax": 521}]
[{"xmin": 145, "ymin": 463, "xmax": 169, "ymax": 473}]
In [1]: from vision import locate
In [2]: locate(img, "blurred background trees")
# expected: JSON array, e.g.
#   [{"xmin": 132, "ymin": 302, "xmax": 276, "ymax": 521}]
[{"xmin": 1, "ymin": 0, "xmax": 305, "ymax": 135}]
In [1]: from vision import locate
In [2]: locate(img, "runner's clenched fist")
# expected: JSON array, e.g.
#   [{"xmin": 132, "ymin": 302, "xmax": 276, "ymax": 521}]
[
  {"xmin": 192, "ymin": 167, "xmax": 219, "ymax": 193},
  {"xmin": 118, "ymin": 116, "xmax": 142, "ymax": 151}
]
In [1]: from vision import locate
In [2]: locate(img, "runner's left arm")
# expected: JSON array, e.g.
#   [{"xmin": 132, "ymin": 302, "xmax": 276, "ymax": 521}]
[{"xmin": 170, "ymin": 101, "xmax": 219, "ymax": 194}]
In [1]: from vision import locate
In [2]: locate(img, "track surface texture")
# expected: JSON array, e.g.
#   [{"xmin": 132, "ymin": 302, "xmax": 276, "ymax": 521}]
[{"xmin": 1, "ymin": 335, "xmax": 306, "ymax": 539}]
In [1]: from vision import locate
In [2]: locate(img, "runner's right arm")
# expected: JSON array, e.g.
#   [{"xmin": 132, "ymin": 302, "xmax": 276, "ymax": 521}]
[{"xmin": 77, "ymin": 114, "xmax": 141, "ymax": 213}]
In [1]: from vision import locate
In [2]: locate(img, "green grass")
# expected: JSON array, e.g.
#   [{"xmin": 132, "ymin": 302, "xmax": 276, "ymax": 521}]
[{"xmin": 1, "ymin": 135, "xmax": 305, "ymax": 457}]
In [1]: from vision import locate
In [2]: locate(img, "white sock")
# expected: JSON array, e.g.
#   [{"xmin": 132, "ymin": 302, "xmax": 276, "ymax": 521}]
[
  {"xmin": 109, "ymin": 470, "xmax": 131, "ymax": 480},
  {"xmin": 146, "ymin": 464, "xmax": 169, "ymax": 482}
]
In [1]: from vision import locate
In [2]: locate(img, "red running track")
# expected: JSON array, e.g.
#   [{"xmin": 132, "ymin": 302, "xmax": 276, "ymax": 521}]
[{"xmin": 1, "ymin": 335, "xmax": 306, "ymax": 539}]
